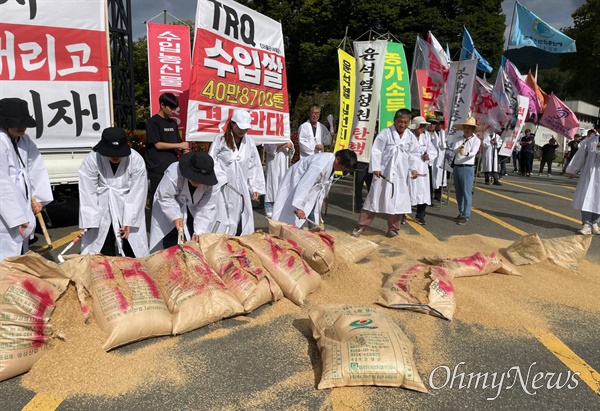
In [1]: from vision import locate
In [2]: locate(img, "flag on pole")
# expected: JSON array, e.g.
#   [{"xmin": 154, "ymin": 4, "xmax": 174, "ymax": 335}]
[
  {"xmin": 525, "ymin": 70, "xmax": 549, "ymax": 112},
  {"xmin": 461, "ymin": 27, "xmax": 492, "ymax": 73},
  {"xmin": 540, "ymin": 93, "xmax": 580, "ymax": 139},
  {"xmin": 427, "ymin": 31, "xmax": 449, "ymax": 71},
  {"xmin": 492, "ymin": 65, "xmax": 518, "ymax": 128},
  {"xmin": 503, "ymin": 59, "xmax": 541, "ymax": 121},
  {"xmin": 509, "ymin": 1, "xmax": 576, "ymax": 53}
]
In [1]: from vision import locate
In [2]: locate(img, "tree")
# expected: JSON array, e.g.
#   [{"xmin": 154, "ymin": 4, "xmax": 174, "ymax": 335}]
[{"xmin": 561, "ymin": 0, "xmax": 600, "ymax": 104}]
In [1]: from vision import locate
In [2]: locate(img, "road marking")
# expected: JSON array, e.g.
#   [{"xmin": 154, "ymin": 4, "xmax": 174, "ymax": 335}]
[
  {"xmin": 528, "ymin": 327, "xmax": 600, "ymax": 395},
  {"xmin": 475, "ymin": 187, "xmax": 581, "ymax": 224},
  {"xmin": 405, "ymin": 216, "xmax": 440, "ymax": 242},
  {"xmin": 22, "ymin": 393, "xmax": 63, "ymax": 411},
  {"xmin": 499, "ymin": 181, "xmax": 572, "ymax": 201},
  {"xmin": 447, "ymin": 197, "xmax": 528, "ymax": 236}
]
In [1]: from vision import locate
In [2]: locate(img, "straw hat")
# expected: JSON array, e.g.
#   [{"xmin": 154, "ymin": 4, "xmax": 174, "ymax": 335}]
[
  {"xmin": 453, "ymin": 117, "xmax": 484, "ymax": 132},
  {"xmin": 408, "ymin": 116, "xmax": 430, "ymax": 130}
]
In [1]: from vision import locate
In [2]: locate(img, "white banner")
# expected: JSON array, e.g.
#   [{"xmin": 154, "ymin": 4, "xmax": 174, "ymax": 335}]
[
  {"xmin": 186, "ymin": 0, "xmax": 290, "ymax": 144},
  {"xmin": 445, "ymin": 59, "xmax": 477, "ymax": 142},
  {"xmin": 0, "ymin": 0, "xmax": 111, "ymax": 149},
  {"xmin": 349, "ymin": 40, "xmax": 387, "ymax": 162},
  {"xmin": 499, "ymin": 96, "xmax": 530, "ymax": 157}
]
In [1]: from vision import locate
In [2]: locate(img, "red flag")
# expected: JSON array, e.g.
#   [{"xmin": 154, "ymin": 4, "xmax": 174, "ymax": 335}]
[
  {"xmin": 539, "ymin": 93, "xmax": 580, "ymax": 139},
  {"xmin": 148, "ymin": 23, "xmax": 192, "ymax": 139}
]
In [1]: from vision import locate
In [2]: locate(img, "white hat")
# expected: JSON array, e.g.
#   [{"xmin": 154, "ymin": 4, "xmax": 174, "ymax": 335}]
[
  {"xmin": 231, "ymin": 109, "xmax": 252, "ymax": 130},
  {"xmin": 409, "ymin": 116, "xmax": 430, "ymax": 130}
]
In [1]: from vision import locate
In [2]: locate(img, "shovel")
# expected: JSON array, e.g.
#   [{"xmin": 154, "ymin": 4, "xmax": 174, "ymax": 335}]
[
  {"xmin": 57, "ymin": 229, "xmax": 88, "ymax": 263},
  {"xmin": 31, "ymin": 196, "xmax": 53, "ymax": 253}
]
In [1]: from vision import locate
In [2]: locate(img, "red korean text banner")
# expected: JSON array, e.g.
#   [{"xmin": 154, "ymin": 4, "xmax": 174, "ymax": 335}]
[
  {"xmin": 148, "ymin": 23, "xmax": 192, "ymax": 139},
  {"xmin": 186, "ymin": 0, "xmax": 290, "ymax": 144},
  {"xmin": 0, "ymin": 0, "xmax": 110, "ymax": 149}
]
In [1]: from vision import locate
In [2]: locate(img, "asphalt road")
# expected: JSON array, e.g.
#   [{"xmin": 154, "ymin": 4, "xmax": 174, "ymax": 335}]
[{"xmin": 4, "ymin": 164, "xmax": 600, "ymax": 411}]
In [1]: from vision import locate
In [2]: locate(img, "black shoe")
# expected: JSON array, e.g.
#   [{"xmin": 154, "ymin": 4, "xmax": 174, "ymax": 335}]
[
  {"xmin": 493, "ymin": 181, "xmax": 502, "ymax": 186},
  {"xmin": 456, "ymin": 217, "xmax": 469, "ymax": 225},
  {"xmin": 386, "ymin": 229, "xmax": 399, "ymax": 238},
  {"xmin": 416, "ymin": 217, "xmax": 427, "ymax": 225}
]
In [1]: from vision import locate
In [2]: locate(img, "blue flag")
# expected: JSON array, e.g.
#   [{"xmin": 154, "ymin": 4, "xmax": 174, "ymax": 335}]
[
  {"xmin": 460, "ymin": 27, "xmax": 493, "ymax": 73},
  {"xmin": 509, "ymin": 1, "xmax": 576, "ymax": 53}
]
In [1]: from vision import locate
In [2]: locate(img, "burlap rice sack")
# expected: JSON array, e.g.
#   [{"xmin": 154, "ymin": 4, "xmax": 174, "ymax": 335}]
[
  {"xmin": 378, "ymin": 263, "xmax": 456, "ymax": 320},
  {"xmin": 332, "ymin": 234, "xmax": 378, "ymax": 263},
  {"xmin": 541, "ymin": 235, "xmax": 592, "ymax": 270},
  {"xmin": 197, "ymin": 233, "xmax": 282, "ymax": 312},
  {"xmin": 309, "ymin": 304, "xmax": 427, "ymax": 392},
  {"xmin": 423, "ymin": 252, "xmax": 518, "ymax": 278},
  {"xmin": 505, "ymin": 233, "xmax": 548, "ymax": 265},
  {"xmin": 142, "ymin": 244, "xmax": 244, "ymax": 335},
  {"xmin": 64, "ymin": 255, "xmax": 173, "ymax": 350},
  {"xmin": 236, "ymin": 232, "xmax": 321, "ymax": 306},
  {"xmin": 0, "ymin": 252, "xmax": 70, "ymax": 381},
  {"xmin": 268, "ymin": 219, "xmax": 335, "ymax": 274}
]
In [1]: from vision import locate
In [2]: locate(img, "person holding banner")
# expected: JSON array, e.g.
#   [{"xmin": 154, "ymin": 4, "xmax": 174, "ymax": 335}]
[
  {"xmin": 298, "ymin": 104, "xmax": 332, "ymax": 158},
  {"xmin": 409, "ymin": 116, "xmax": 436, "ymax": 225},
  {"xmin": 566, "ymin": 129, "xmax": 600, "ymax": 235},
  {"xmin": 209, "ymin": 109, "xmax": 265, "ymax": 236},
  {"xmin": 150, "ymin": 152, "xmax": 219, "ymax": 251},
  {"xmin": 264, "ymin": 140, "xmax": 295, "ymax": 218},
  {"xmin": 450, "ymin": 117, "xmax": 482, "ymax": 226},
  {"xmin": 0, "ymin": 98, "xmax": 53, "ymax": 262},
  {"xmin": 352, "ymin": 109, "xmax": 420, "ymax": 238},
  {"xmin": 79, "ymin": 127, "xmax": 148, "ymax": 258},
  {"xmin": 481, "ymin": 132, "xmax": 503, "ymax": 185},
  {"xmin": 146, "ymin": 93, "xmax": 190, "ymax": 202},
  {"xmin": 272, "ymin": 149, "xmax": 357, "ymax": 228},
  {"xmin": 432, "ymin": 115, "xmax": 447, "ymax": 202}
]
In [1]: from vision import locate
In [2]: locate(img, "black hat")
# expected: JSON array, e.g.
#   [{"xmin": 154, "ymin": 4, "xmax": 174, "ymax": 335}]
[
  {"xmin": 179, "ymin": 152, "xmax": 218, "ymax": 186},
  {"xmin": 0, "ymin": 98, "xmax": 37, "ymax": 129},
  {"xmin": 93, "ymin": 127, "xmax": 131, "ymax": 157}
]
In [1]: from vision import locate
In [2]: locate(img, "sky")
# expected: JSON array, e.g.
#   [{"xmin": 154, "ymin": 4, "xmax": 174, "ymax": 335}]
[{"xmin": 131, "ymin": 0, "xmax": 585, "ymax": 41}]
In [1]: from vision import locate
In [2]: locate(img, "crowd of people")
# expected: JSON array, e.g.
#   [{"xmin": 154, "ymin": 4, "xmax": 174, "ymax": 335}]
[{"xmin": 1, "ymin": 94, "xmax": 599, "ymax": 263}]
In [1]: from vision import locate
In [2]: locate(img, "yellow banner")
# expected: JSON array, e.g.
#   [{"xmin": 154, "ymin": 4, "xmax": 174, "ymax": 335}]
[{"xmin": 335, "ymin": 49, "xmax": 356, "ymax": 153}]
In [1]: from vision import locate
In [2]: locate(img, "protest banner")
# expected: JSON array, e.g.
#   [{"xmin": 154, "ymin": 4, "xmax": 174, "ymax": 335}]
[
  {"xmin": 349, "ymin": 40, "xmax": 386, "ymax": 162},
  {"xmin": 499, "ymin": 96, "xmax": 530, "ymax": 157},
  {"xmin": 334, "ymin": 49, "xmax": 356, "ymax": 153},
  {"xmin": 540, "ymin": 93, "xmax": 580, "ymax": 139},
  {"xmin": 186, "ymin": 0, "xmax": 290, "ymax": 144},
  {"xmin": 0, "ymin": 0, "xmax": 110, "ymax": 148},
  {"xmin": 379, "ymin": 42, "xmax": 410, "ymax": 129},
  {"xmin": 148, "ymin": 23, "xmax": 192, "ymax": 138}
]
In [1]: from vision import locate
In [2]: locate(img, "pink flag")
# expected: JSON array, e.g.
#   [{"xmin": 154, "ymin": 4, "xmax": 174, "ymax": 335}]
[
  {"xmin": 504, "ymin": 59, "xmax": 541, "ymax": 121},
  {"xmin": 540, "ymin": 93, "xmax": 580, "ymax": 139}
]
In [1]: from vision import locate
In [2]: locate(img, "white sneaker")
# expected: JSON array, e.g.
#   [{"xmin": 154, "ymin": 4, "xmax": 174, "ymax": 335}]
[
  {"xmin": 579, "ymin": 224, "xmax": 592, "ymax": 235},
  {"xmin": 593, "ymin": 223, "xmax": 600, "ymax": 235}
]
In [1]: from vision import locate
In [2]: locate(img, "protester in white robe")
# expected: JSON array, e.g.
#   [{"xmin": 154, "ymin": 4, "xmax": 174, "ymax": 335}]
[
  {"xmin": 150, "ymin": 152, "xmax": 219, "ymax": 251},
  {"xmin": 431, "ymin": 115, "xmax": 447, "ymax": 201},
  {"xmin": 566, "ymin": 130, "xmax": 600, "ymax": 235},
  {"xmin": 0, "ymin": 98, "xmax": 52, "ymax": 261},
  {"xmin": 272, "ymin": 149, "xmax": 357, "ymax": 228},
  {"xmin": 209, "ymin": 109, "xmax": 265, "ymax": 236},
  {"xmin": 481, "ymin": 132, "xmax": 502, "ymax": 185},
  {"xmin": 79, "ymin": 127, "xmax": 148, "ymax": 257},
  {"xmin": 298, "ymin": 104, "xmax": 332, "ymax": 158},
  {"xmin": 264, "ymin": 141, "xmax": 294, "ymax": 218},
  {"xmin": 409, "ymin": 117, "xmax": 437, "ymax": 225},
  {"xmin": 352, "ymin": 109, "xmax": 420, "ymax": 238}
]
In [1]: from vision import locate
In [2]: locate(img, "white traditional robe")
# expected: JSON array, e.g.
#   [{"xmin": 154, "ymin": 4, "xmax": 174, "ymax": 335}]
[
  {"xmin": 363, "ymin": 126, "xmax": 420, "ymax": 215},
  {"xmin": 0, "ymin": 130, "xmax": 52, "ymax": 261},
  {"xmin": 431, "ymin": 129, "xmax": 447, "ymax": 189},
  {"xmin": 149, "ymin": 162, "xmax": 217, "ymax": 252},
  {"xmin": 265, "ymin": 142, "xmax": 294, "ymax": 203},
  {"xmin": 410, "ymin": 132, "xmax": 437, "ymax": 205},
  {"xmin": 566, "ymin": 135, "xmax": 600, "ymax": 214},
  {"xmin": 272, "ymin": 153, "xmax": 336, "ymax": 228},
  {"xmin": 79, "ymin": 151, "xmax": 148, "ymax": 257},
  {"xmin": 298, "ymin": 121, "xmax": 332, "ymax": 158},
  {"xmin": 481, "ymin": 133, "xmax": 502, "ymax": 173},
  {"xmin": 209, "ymin": 133, "xmax": 265, "ymax": 235}
]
